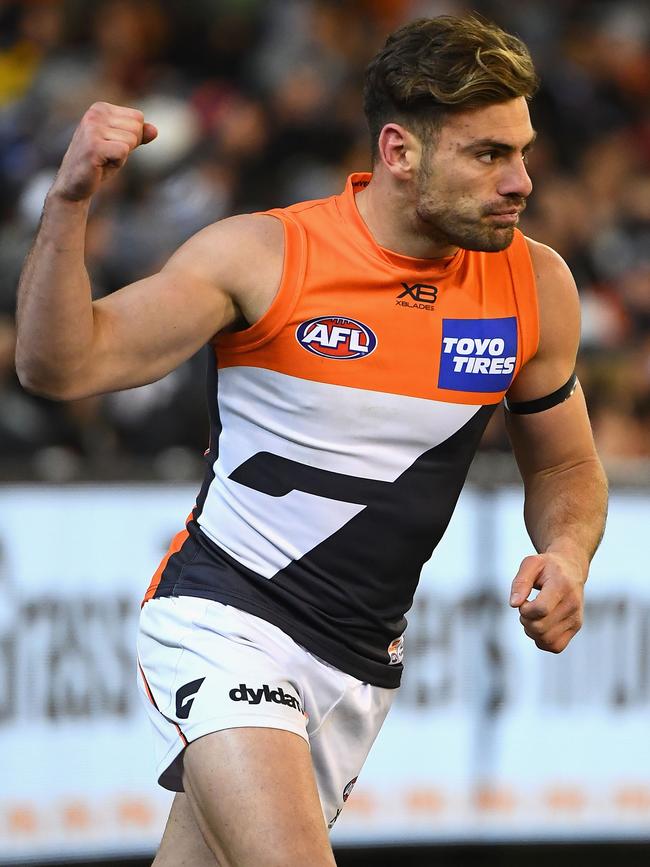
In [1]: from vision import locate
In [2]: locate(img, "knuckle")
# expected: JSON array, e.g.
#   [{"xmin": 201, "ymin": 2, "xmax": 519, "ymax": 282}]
[
  {"xmin": 569, "ymin": 620, "xmax": 582, "ymax": 637},
  {"xmin": 533, "ymin": 602, "xmax": 549, "ymax": 618},
  {"xmin": 523, "ymin": 623, "xmax": 537, "ymax": 640},
  {"xmin": 536, "ymin": 637, "xmax": 561, "ymax": 653},
  {"xmin": 525, "ymin": 620, "xmax": 545, "ymax": 639},
  {"xmin": 570, "ymin": 589, "xmax": 583, "ymax": 607},
  {"xmin": 88, "ymin": 100, "xmax": 110, "ymax": 116}
]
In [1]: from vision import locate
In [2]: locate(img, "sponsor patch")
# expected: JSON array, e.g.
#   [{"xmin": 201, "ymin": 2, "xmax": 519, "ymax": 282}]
[
  {"xmin": 438, "ymin": 317, "xmax": 517, "ymax": 392},
  {"xmin": 229, "ymin": 682, "xmax": 304, "ymax": 715},
  {"xmin": 387, "ymin": 635, "xmax": 404, "ymax": 665},
  {"xmin": 296, "ymin": 315, "xmax": 377, "ymax": 359},
  {"xmin": 343, "ymin": 777, "xmax": 358, "ymax": 802},
  {"xmin": 328, "ymin": 778, "xmax": 359, "ymax": 829}
]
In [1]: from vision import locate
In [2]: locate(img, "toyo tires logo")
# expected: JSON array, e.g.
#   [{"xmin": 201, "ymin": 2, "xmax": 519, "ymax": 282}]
[{"xmin": 296, "ymin": 315, "xmax": 377, "ymax": 359}]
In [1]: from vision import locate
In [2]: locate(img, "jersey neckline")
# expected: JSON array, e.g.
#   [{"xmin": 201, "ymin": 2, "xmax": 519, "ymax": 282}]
[{"xmin": 337, "ymin": 172, "xmax": 466, "ymax": 276}]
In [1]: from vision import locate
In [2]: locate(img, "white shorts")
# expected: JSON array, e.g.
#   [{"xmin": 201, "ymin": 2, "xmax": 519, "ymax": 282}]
[{"xmin": 137, "ymin": 596, "xmax": 395, "ymax": 827}]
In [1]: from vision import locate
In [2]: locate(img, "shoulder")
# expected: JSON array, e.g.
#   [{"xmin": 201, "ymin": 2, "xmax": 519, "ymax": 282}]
[
  {"xmin": 162, "ymin": 213, "xmax": 284, "ymax": 314},
  {"xmin": 169, "ymin": 213, "xmax": 284, "ymax": 270},
  {"xmin": 524, "ymin": 236, "xmax": 580, "ymax": 353},
  {"xmin": 524, "ymin": 236, "xmax": 579, "ymax": 308},
  {"xmin": 506, "ymin": 236, "xmax": 581, "ymax": 402}
]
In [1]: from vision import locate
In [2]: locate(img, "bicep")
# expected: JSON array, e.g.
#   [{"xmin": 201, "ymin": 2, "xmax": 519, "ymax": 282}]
[
  {"xmin": 505, "ymin": 238, "xmax": 600, "ymax": 477},
  {"xmin": 85, "ymin": 265, "xmax": 236, "ymax": 394},
  {"xmin": 66, "ymin": 212, "xmax": 282, "ymax": 398}
]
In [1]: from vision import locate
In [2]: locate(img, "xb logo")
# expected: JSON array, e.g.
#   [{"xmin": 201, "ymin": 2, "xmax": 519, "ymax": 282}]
[
  {"xmin": 175, "ymin": 677, "xmax": 205, "ymax": 719},
  {"xmin": 396, "ymin": 282, "xmax": 438, "ymax": 309}
]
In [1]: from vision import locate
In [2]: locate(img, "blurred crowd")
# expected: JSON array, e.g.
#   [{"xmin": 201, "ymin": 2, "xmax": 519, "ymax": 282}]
[{"xmin": 0, "ymin": 0, "xmax": 649, "ymax": 481}]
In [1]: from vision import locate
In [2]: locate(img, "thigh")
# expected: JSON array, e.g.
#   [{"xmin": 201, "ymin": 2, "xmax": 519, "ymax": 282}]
[
  {"xmin": 138, "ymin": 597, "xmax": 310, "ymax": 791},
  {"xmin": 153, "ymin": 793, "xmax": 218, "ymax": 867},
  {"xmin": 182, "ymin": 727, "xmax": 337, "ymax": 867}
]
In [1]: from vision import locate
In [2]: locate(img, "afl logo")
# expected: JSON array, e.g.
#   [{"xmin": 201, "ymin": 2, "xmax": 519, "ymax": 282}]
[{"xmin": 296, "ymin": 316, "xmax": 377, "ymax": 360}]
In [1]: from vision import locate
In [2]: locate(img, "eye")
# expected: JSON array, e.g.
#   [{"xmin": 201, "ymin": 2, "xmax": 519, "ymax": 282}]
[{"xmin": 476, "ymin": 151, "xmax": 498, "ymax": 164}]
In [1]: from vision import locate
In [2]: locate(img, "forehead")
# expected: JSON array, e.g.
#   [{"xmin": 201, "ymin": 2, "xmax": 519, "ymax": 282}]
[{"xmin": 439, "ymin": 97, "xmax": 534, "ymax": 148}]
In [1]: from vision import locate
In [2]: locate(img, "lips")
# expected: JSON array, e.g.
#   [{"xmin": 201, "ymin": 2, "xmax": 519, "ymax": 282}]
[{"xmin": 485, "ymin": 210, "xmax": 521, "ymax": 225}]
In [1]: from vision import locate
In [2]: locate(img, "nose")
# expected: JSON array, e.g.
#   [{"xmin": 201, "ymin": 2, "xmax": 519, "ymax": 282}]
[{"xmin": 497, "ymin": 156, "xmax": 533, "ymax": 199}]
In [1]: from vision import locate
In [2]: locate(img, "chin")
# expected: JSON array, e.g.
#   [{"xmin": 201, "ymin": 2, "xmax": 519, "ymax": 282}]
[{"xmin": 459, "ymin": 227, "xmax": 516, "ymax": 253}]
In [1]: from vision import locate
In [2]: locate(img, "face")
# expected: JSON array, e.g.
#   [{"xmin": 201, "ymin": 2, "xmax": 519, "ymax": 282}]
[{"xmin": 413, "ymin": 98, "xmax": 535, "ymax": 252}]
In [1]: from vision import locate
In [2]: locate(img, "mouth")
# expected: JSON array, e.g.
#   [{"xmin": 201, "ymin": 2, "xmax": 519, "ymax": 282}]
[
  {"xmin": 484, "ymin": 199, "xmax": 526, "ymax": 222},
  {"xmin": 485, "ymin": 210, "xmax": 521, "ymax": 225}
]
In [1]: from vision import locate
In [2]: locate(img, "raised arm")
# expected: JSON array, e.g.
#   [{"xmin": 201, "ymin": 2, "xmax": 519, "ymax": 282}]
[
  {"xmin": 15, "ymin": 101, "xmax": 283, "ymax": 400},
  {"xmin": 504, "ymin": 237, "xmax": 608, "ymax": 653}
]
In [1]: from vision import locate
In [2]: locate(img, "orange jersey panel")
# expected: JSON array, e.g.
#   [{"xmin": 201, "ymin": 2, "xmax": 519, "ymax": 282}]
[{"xmin": 216, "ymin": 173, "xmax": 538, "ymax": 406}]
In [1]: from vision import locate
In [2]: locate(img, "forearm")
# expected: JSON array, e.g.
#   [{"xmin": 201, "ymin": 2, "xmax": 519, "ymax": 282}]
[
  {"xmin": 522, "ymin": 456, "xmax": 608, "ymax": 577},
  {"xmin": 15, "ymin": 192, "xmax": 95, "ymax": 396}
]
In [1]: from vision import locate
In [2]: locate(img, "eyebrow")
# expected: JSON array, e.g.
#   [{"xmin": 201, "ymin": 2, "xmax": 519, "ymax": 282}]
[{"xmin": 466, "ymin": 131, "xmax": 538, "ymax": 153}]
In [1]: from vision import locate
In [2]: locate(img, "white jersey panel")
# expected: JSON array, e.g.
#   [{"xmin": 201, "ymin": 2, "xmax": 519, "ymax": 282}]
[{"xmin": 198, "ymin": 366, "xmax": 480, "ymax": 579}]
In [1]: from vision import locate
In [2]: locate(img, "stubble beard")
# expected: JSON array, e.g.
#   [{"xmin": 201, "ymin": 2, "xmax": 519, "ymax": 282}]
[
  {"xmin": 415, "ymin": 200, "xmax": 517, "ymax": 252},
  {"xmin": 414, "ymin": 162, "xmax": 521, "ymax": 253}
]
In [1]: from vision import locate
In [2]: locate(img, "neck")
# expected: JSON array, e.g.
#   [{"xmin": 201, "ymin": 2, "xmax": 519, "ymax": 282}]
[{"xmin": 355, "ymin": 171, "xmax": 459, "ymax": 260}]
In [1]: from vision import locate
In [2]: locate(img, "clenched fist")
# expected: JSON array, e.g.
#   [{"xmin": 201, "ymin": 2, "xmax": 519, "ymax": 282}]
[
  {"xmin": 50, "ymin": 102, "xmax": 158, "ymax": 202},
  {"xmin": 509, "ymin": 551, "xmax": 586, "ymax": 653}
]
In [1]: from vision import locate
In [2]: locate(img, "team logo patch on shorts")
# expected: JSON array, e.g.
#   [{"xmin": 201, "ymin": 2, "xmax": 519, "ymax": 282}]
[
  {"xmin": 387, "ymin": 636, "xmax": 404, "ymax": 665},
  {"xmin": 296, "ymin": 316, "xmax": 377, "ymax": 359},
  {"xmin": 438, "ymin": 317, "xmax": 517, "ymax": 392}
]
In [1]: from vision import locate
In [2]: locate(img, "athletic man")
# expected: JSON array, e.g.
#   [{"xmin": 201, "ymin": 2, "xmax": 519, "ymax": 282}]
[{"xmin": 16, "ymin": 15, "xmax": 608, "ymax": 867}]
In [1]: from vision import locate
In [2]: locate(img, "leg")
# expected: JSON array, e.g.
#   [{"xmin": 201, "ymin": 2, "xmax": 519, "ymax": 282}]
[
  {"xmin": 182, "ymin": 727, "xmax": 337, "ymax": 867},
  {"xmin": 153, "ymin": 793, "xmax": 218, "ymax": 867}
]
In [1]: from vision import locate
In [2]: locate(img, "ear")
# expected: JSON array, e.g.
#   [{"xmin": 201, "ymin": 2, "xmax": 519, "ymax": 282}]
[{"xmin": 377, "ymin": 123, "xmax": 421, "ymax": 179}]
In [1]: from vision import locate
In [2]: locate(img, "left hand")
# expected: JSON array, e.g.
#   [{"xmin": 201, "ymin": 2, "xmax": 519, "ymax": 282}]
[{"xmin": 509, "ymin": 552, "xmax": 586, "ymax": 653}]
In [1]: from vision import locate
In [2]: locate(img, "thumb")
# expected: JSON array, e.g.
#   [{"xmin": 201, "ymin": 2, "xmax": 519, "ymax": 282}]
[
  {"xmin": 141, "ymin": 122, "xmax": 158, "ymax": 145},
  {"xmin": 509, "ymin": 554, "xmax": 544, "ymax": 607}
]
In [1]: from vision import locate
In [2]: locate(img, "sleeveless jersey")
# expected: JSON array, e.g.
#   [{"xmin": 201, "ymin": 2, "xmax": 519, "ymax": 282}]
[{"xmin": 143, "ymin": 173, "xmax": 539, "ymax": 688}]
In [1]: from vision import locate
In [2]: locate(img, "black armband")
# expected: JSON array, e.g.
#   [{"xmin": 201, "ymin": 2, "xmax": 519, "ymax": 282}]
[{"xmin": 505, "ymin": 371, "xmax": 578, "ymax": 415}]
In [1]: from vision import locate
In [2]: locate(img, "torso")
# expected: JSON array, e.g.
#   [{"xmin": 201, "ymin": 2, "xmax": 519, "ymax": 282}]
[{"xmin": 144, "ymin": 173, "xmax": 539, "ymax": 688}]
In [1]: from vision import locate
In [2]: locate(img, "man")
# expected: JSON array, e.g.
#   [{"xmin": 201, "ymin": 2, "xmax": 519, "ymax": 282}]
[{"xmin": 16, "ymin": 14, "xmax": 607, "ymax": 867}]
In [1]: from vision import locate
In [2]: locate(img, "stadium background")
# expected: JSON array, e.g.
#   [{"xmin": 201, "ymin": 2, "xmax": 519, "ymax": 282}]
[{"xmin": 0, "ymin": 0, "xmax": 649, "ymax": 865}]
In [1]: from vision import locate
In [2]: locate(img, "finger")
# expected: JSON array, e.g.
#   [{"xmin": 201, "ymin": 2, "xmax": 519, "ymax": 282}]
[
  {"xmin": 530, "ymin": 624, "xmax": 577, "ymax": 654},
  {"xmin": 100, "ymin": 127, "xmax": 141, "ymax": 150},
  {"xmin": 93, "ymin": 102, "xmax": 144, "ymax": 124},
  {"xmin": 509, "ymin": 554, "xmax": 544, "ymax": 607},
  {"xmin": 105, "ymin": 114, "xmax": 145, "ymax": 133},
  {"xmin": 142, "ymin": 122, "xmax": 158, "ymax": 145},
  {"xmin": 521, "ymin": 577, "xmax": 583, "ymax": 623},
  {"xmin": 519, "ymin": 584, "xmax": 562, "ymax": 621},
  {"xmin": 100, "ymin": 141, "xmax": 131, "ymax": 169},
  {"xmin": 520, "ymin": 607, "xmax": 582, "ymax": 642}
]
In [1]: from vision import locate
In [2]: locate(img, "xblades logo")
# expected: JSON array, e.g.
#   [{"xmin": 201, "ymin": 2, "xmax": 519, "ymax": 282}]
[
  {"xmin": 396, "ymin": 282, "xmax": 438, "ymax": 311},
  {"xmin": 175, "ymin": 677, "xmax": 205, "ymax": 719},
  {"xmin": 229, "ymin": 682, "xmax": 303, "ymax": 714}
]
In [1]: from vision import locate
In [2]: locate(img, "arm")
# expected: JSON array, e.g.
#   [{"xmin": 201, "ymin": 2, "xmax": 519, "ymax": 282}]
[
  {"xmin": 504, "ymin": 238, "xmax": 608, "ymax": 653},
  {"xmin": 15, "ymin": 102, "xmax": 283, "ymax": 400}
]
